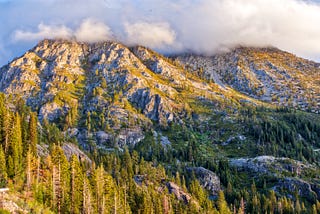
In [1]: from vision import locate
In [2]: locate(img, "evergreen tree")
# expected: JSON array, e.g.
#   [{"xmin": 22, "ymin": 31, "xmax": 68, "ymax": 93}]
[
  {"xmin": 83, "ymin": 175, "xmax": 93, "ymax": 214},
  {"xmin": 51, "ymin": 145, "xmax": 70, "ymax": 213},
  {"xmin": 238, "ymin": 197, "xmax": 245, "ymax": 214},
  {"xmin": 189, "ymin": 179, "xmax": 207, "ymax": 209},
  {"xmin": 9, "ymin": 113, "xmax": 23, "ymax": 184},
  {"xmin": 25, "ymin": 149, "xmax": 34, "ymax": 193},
  {"xmin": 7, "ymin": 155, "xmax": 14, "ymax": 179},
  {"xmin": 269, "ymin": 190, "xmax": 277, "ymax": 213},
  {"xmin": 122, "ymin": 148, "xmax": 133, "ymax": 181},
  {"xmin": 70, "ymin": 155, "xmax": 84, "ymax": 214},
  {"xmin": 217, "ymin": 191, "xmax": 231, "ymax": 214},
  {"xmin": 0, "ymin": 145, "xmax": 7, "ymax": 186},
  {"xmin": 312, "ymin": 204, "xmax": 317, "ymax": 214},
  {"xmin": 295, "ymin": 199, "xmax": 301, "ymax": 214},
  {"xmin": 95, "ymin": 165, "xmax": 106, "ymax": 213},
  {"xmin": 28, "ymin": 112, "xmax": 38, "ymax": 155},
  {"xmin": 0, "ymin": 94, "xmax": 9, "ymax": 153}
]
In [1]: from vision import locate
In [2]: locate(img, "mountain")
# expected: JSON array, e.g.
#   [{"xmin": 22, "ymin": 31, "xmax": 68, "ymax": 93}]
[
  {"xmin": 0, "ymin": 39, "xmax": 258, "ymax": 147},
  {"xmin": 177, "ymin": 47, "xmax": 320, "ymax": 113},
  {"xmin": 0, "ymin": 39, "xmax": 320, "ymax": 213}
]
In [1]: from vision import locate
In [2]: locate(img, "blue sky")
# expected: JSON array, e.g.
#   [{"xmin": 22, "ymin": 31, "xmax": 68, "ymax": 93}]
[{"xmin": 1, "ymin": 0, "xmax": 320, "ymax": 66}]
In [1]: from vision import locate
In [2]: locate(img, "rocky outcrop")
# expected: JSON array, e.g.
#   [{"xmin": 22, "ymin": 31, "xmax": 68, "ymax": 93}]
[
  {"xmin": 1, "ymin": 192, "xmax": 28, "ymax": 213},
  {"xmin": 153, "ymin": 131, "xmax": 171, "ymax": 149},
  {"xmin": 229, "ymin": 156, "xmax": 316, "ymax": 176},
  {"xmin": 36, "ymin": 144, "xmax": 49, "ymax": 157},
  {"xmin": 1, "ymin": 200, "xmax": 27, "ymax": 214},
  {"xmin": 131, "ymin": 46, "xmax": 186, "ymax": 84},
  {"xmin": 0, "ymin": 40, "xmax": 88, "ymax": 121},
  {"xmin": 76, "ymin": 128, "xmax": 144, "ymax": 149},
  {"xmin": 187, "ymin": 167, "xmax": 221, "ymax": 196},
  {"xmin": 62, "ymin": 143, "xmax": 92, "ymax": 163},
  {"xmin": 129, "ymin": 88, "xmax": 175, "ymax": 124},
  {"xmin": 273, "ymin": 178, "xmax": 319, "ymax": 202},
  {"xmin": 37, "ymin": 142, "xmax": 92, "ymax": 163},
  {"xmin": 132, "ymin": 177, "xmax": 192, "ymax": 204},
  {"xmin": 230, "ymin": 156, "xmax": 320, "ymax": 201},
  {"xmin": 117, "ymin": 128, "xmax": 145, "ymax": 147},
  {"xmin": 166, "ymin": 181, "xmax": 192, "ymax": 204}
]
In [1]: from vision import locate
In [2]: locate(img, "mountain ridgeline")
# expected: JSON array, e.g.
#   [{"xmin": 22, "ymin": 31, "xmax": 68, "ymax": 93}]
[{"xmin": 0, "ymin": 39, "xmax": 320, "ymax": 213}]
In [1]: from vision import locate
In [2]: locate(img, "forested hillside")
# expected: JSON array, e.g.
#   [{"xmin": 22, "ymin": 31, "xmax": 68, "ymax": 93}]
[{"xmin": 0, "ymin": 40, "xmax": 320, "ymax": 213}]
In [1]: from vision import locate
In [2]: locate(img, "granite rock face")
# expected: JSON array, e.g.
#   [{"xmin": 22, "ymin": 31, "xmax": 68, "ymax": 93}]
[
  {"xmin": 230, "ymin": 156, "xmax": 320, "ymax": 201},
  {"xmin": 177, "ymin": 47, "xmax": 320, "ymax": 113},
  {"xmin": 166, "ymin": 181, "xmax": 192, "ymax": 204},
  {"xmin": 1, "ymin": 39, "xmax": 240, "ymax": 148},
  {"xmin": 187, "ymin": 167, "xmax": 221, "ymax": 196},
  {"xmin": 273, "ymin": 178, "xmax": 320, "ymax": 201}
]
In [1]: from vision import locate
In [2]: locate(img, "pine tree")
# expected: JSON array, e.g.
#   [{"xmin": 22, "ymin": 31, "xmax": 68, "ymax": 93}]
[
  {"xmin": 189, "ymin": 179, "xmax": 212, "ymax": 210},
  {"xmin": 295, "ymin": 199, "xmax": 301, "ymax": 214},
  {"xmin": 269, "ymin": 190, "xmax": 277, "ymax": 213},
  {"xmin": 0, "ymin": 145, "xmax": 7, "ymax": 186},
  {"xmin": 105, "ymin": 172, "xmax": 116, "ymax": 213},
  {"xmin": 237, "ymin": 197, "xmax": 245, "ymax": 214},
  {"xmin": 7, "ymin": 155, "xmax": 14, "ymax": 179},
  {"xmin": 28, "ymin": 112, "xmax": 38, "ymax": 155},
  {"xmin": 9, "ymin": 113, "xmax": 23, "ymax": 184},
  {"xmin": 51, "ymin": 145, "xmax": 70, "ymax": 213},
  {"xmin": 0, "ymin": 94, "xmax": 9, "ymax": 153},
  {"xmin": 312, "ymin": 204, "xmax": 317, "ymax": 214},
  {"xmin": 217, "ymin": 191, "xmax": 231, "ymax": 214},
  {"xmin": 70, "ymin": 155, "xmax": 84, "ymax": 214},
  {"xmin": 162, "ymin": 194, "xmax": 171, "ymax": 214},
  {"xmin": 175, "ymin": 172, "xmax": 181, "ymax": 187},
  {"xmin": 83, "ymin": 176, "xmax": 93, "ymax": 214},
  {"xmin": 86, "ymin": 112, "xmax": 91, "ymax": 135},
  {"xmin": 95, "ymin": 165, "xmax": 106, "ymax": 213},
  {"xmin": 140, "ymin": 189, "xmax": 153, "ymax": 214},
  {"xmin": 122, "ymin": 148, "xmax": 133, "ymax": 180},
  {"xmin": 25, "ymin": 149, "xmax": 33, "ymax": 194}
]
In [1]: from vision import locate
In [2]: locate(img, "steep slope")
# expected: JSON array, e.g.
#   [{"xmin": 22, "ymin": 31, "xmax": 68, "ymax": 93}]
[
  {"xmin": 0, "ymin": 39, "xmax": 254, "ymax": 148},
  {"xmin": 176, "ymin": 47, "xmax": 320, "ymax": 113}
]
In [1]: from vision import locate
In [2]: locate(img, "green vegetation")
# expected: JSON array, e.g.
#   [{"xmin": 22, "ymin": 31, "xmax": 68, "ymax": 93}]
[
  {"xmin": 3, "ymin": 80, "xmax": 320, "ymax": 213},
  {"xmin": 1, "ymin": 41, "xmax": 320, "ymax": 213}
]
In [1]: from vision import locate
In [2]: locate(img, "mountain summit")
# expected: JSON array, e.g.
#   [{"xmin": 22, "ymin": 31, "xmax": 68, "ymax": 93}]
[
  {"xmin": 0, "ymin": 39, "xmax": 319, "ymax": 147},
  {"xmin": 177, "ymin": 47, "xmax": 320, "ymax": 113},
  {"xmin": 0, "ymin": 39, "xmax": 249, "ymax": 146}
]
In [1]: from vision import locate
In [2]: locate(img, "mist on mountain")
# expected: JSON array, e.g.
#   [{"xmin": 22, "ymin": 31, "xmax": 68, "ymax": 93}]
[{"xmin": 1, "ymin": 0, "xmax": 320, "ymax": 66}]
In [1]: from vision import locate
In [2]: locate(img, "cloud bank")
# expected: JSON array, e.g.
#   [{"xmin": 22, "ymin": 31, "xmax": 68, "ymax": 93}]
[
  {"xmin": 124, "ymin": 22, "xmax": 176, "ymax": 49},
  {"xmin": 14, "ymin": 24, "xmax": 73, "ymax": 41},
  {"xmin": 1, "ymin": 0, "xmax": 320, "ymax": 65},
  {"xmin": 75, "ymin": 19, "xmax": 113, "ymax": 43}
]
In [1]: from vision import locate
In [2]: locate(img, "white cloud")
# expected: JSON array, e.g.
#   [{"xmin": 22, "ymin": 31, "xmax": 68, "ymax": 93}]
[
  {"xmin": 2, "ymin": 0, "xmax": 320, "ymax": 65},
  {"xmin": 167, "ymin": 0, "xmax": 320, "ymax": 57},
  {"xmin": 14, "ymin": 23, "xmax": 73, "ymax": 41},
  {"xmin": 124, "ymin": 22, "xmax": 176, "ymax": 49},
  {"xmin": 75, "ymin": 19, "xmax": 113, "ymax": 43},
  {"xmin": 13, "ymin": 19, "xmax": 113, "ymax": 44}
]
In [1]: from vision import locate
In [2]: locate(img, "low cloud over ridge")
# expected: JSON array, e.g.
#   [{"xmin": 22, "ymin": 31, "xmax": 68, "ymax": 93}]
[{"xmin": 1, "ymin": 0, "xmax": 320, "ymax": 65}]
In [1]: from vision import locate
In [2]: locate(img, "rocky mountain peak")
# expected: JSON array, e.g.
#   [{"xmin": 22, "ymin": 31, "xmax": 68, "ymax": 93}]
[
  {"xmin": 0, "ymin": 39, "xmax": 240, "ymax": 147},
  {"xmin": 177, "ymin": 46, "xmax": 320, "ymax": 113},
  {"xmin": 1, "ymin": 39, "xmax": 319, "ymax": 150}
]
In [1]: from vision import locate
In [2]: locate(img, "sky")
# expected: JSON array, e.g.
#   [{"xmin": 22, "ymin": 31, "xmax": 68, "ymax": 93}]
[{"xmin": 1, "ymin": 0, "xmax": 320, "ymax": 66}]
